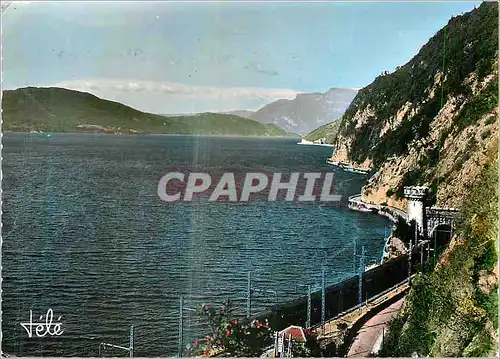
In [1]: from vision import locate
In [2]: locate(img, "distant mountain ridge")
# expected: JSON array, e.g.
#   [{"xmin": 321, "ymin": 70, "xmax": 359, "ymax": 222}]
[
  {"xmin": 2, "ymin": 87, "xmax": 296, "ymax": 137},
  {"xmin": 220, "ymin": 110, "xmax": 256, "ymax": 119},
  {"xmin": 248, "ymin": 88, "xmax": 358, "ymax": 135}
]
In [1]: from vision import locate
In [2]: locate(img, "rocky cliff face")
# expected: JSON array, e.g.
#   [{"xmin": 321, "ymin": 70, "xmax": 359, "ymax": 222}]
[{"xmin": 329, "ymin": 3, "xmax": 498, "ymax": 211}]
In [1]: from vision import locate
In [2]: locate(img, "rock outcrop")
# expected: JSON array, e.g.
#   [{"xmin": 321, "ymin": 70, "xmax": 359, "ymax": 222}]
[
  {"xmin": 328, "ymin": 3, "xmax": 498, "ymax": 212},
  {"xmin": 384, "ymin": 236, "xmax": 408, "ymax": 261}
]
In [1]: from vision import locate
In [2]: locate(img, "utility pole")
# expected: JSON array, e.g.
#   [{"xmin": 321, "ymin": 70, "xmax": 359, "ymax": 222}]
[
  {"xmin": 338, "ymin": 289, "xmax": 343, "ymax": 314},
  {"xmin": 247, "ymin": 271, "xmax": 252, "ymax": 317},
  {"xmin": 353, "ymin": 240, "xmax": 357, "ymax": 275},
  {"xmin": 415, "ymin": 221, "xmax": 418, "ymax": 258},
  {"xmin": 286, "ymin": 334, "xmax": 293, "ymax": 358},
  {"xmin": 420, "ymin": 237, "xmax": 424, "ymax": 272},
  {"xmin": 178, "ymin": 296, "xmax": 184, "ymax": 358},
  {"xmin": 98, "ymin": 326, "xmax": 134, "ymax": 358},
  {"xmin": 433, "ymin": 231, "xmax": 437, "ymax": 267},
  {"xmin": 178, "ymin": 296, "xmax": 196, "ymax": 357},
  {"xmin": 307, "ymin": 284, "xmax": 311, "ymax": 328},
  {"xmin": 129, "ymin": 326, "xmax": 134, "ymax": 358},
  {"xmin": 358, "ymin": 246, "xmax": 365, "ymax": 306},
  {"xmin": 408, "ymin": 223, "xmax": 413, "ymax": 280},
  {"xmin": 321, "ymin": 268, "xmax": 326, "ymax": 327},
  {"xmin": 296, "ymin": 284, "xmax": 312, "ymax": 328},
  {"xmin": 427, "ymin": 240, "xmax": 431, "ymax": 266}
]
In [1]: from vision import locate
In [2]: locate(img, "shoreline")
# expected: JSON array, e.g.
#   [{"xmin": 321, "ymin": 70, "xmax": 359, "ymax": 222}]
[
  {"xmin": 4, "ymin": 131, "xmax": 300, "ymax": 139},
  {"xmin": 297, "ymin": 141, "xmax": 334, "ymax": 148}
]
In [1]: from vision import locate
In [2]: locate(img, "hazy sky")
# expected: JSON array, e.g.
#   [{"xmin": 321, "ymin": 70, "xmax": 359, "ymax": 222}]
[{"xmin": 3, "ymin": 1, "xmax": 479, "ymax": 114}]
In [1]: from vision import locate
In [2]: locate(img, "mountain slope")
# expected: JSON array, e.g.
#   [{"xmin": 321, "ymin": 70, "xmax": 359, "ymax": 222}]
[
  {"xmin": 331, "ymin": 4, "xmax": 498, "ymax": 357},
  {"xmin": 328, "ymin": 2, "xmax": 498, "ymax": 210},
  {"xmin": 220, "ymin": 110, "xmax": 256, "ymax": 119},
  {"xmin": 303, "ymin": 120, "xmax": 341, "ymax": 144},
  {"xmin": 251, "ymin": 88, "xmax": 357, "ymax": 135},
  {"xmin": 2, "ymin": 87, "xmax": 295, "ymax": 137},
  {"xmin": 381, "ymin": 139, "xmax": 498, "ymax": 357}
]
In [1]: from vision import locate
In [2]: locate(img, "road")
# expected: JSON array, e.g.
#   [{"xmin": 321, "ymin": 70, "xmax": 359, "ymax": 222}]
[
  {"xmin": 346, "ymin": 297, "xmax": 406, "ymax": 357},
  {"xmin": 348, "ymin": 194, "xmax": 408, "ymax": 221}
]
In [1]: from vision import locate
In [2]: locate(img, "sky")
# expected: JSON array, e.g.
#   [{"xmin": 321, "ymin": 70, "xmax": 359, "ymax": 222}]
[{"xmin": 2, "ymin": 1, "xmax": 480, "ymax": 114}]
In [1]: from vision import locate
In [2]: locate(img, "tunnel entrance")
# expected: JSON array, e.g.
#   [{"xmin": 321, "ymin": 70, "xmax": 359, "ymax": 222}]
[{"xmin": 429, "ymin": 224, "xmax": 452, "ymax": 266}]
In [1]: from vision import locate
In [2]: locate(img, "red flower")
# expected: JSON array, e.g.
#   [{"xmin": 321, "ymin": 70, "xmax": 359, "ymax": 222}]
[
  {"xmin": 202, "ymin": 349, "xmax": 210, "ymax": 356},
  {"xmin": 217, "ymin": 339, "xmax": 223, "ymax": 346},
  {"xmin": 233, "ymin": 319, "xmax": 239, "ymax": 325},
  {"xmin": 225, "ymin": 329, "xmax": 231, "ymax": 336}
]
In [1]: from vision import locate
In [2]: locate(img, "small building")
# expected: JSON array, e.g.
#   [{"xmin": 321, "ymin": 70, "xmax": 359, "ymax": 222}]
[{"xmin": 279, "ymin": 325, "xmax": 309, "ymax": 343}]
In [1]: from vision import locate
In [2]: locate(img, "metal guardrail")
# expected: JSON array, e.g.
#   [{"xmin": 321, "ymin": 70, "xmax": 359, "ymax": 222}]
[{"xmin": 379, "ymin": 206, "xmax": 408, "ymax": 221}]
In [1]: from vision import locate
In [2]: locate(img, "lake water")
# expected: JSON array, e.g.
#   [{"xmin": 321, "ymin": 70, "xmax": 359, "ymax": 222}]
[{"xmin": 2, "ymin": 133, "xmax": 391, "ymax": 356}]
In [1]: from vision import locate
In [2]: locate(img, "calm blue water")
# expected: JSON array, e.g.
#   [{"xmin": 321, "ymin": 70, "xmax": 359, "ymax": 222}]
[{"xmin": 2, "ymin": 133, "xmax": 391, "ymax": 356}]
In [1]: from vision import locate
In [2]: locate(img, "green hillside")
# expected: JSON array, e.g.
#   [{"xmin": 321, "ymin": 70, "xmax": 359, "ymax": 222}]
[
  {"xmin": 2, "ymin": 87, "xmax": 295, "ymax": 137},
  {"xmin": 303, "ymin": 120, "xmax": 340, "ymax": 143},
  {"xmin": 335, "ymin": 2, "xmax": 498, "ymax": 170},
  {"xmin": 326, "ymin": 2, "xmax": 498, "ymax": 356},
  {"xmin": 381, "ymin": 140, "xmax": 498, "ymax": 357},
  {"xmin": 329, "ymin": 2, "xmax": 498, "ymax": 209}
]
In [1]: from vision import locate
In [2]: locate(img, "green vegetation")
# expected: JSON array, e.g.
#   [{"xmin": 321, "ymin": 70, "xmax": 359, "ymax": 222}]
[
  {"xmin": 380, "ymin": 141, "xmax": 498, "ymax": 357},
  {"xmin": 304, "ymin": 120, "xmax": 340, "ymax": 144},
  {"xmin": 335, "ymin": 2, "xmax": 498, "ymax": 197},
  {"xmin": 2, "ymin": 87, "xmax": 296, "ymax": 137},
  {"xmin": 454, "ymin": 75, "xmax": 498, "ymax": 131}
]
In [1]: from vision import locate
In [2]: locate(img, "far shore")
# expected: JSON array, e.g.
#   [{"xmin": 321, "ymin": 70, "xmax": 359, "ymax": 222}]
[{"xmin": 4, "ymin": 131, "xmax": 301, "ymax": 139}]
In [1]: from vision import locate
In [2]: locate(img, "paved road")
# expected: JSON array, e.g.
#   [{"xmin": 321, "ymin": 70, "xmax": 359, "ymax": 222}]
[
  {"xmin": 347, "ymin": 297, "xmax": 406, "ymax": 357},
  {"xmin": 348, "ymin": 194, "xmax": 408, "ymax": 221}
]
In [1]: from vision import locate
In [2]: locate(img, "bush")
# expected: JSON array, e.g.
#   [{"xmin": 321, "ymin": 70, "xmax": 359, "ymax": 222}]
[{"xmin": 189, "ymin": 300, "xmax": 273, "ymax": 357}]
